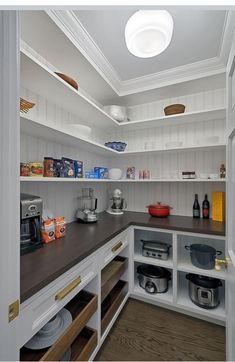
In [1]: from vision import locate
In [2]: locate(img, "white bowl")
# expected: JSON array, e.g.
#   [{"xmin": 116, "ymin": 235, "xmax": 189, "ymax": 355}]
[
  {"xmin": 209, "ymin": 173, "xmax": 219, "ymax": 179},
  {"xmin": 109, "ymin": 168, "xmax": 123, "ymax": 180},
  {"xmin": 103, "ymin": 105, "xmax": 127, "ymax": 122},
  {"xmin": 71, "ymin": 124, "xmax": 91, "ymax": 139}
]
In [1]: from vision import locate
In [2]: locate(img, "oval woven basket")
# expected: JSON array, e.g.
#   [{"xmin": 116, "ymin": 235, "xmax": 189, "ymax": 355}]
[{"xmin": 164, "ymin": 104, "xmax": 185, "ymax": 116}]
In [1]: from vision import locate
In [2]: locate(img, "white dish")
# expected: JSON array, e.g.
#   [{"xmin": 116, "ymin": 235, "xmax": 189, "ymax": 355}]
[
  {"xmin": 109, "ymin": 168, "xmax": 123, "ymax": 180},
  {"xmin": 209, "ymin": 173, "xmax": 219, "ymax": 179},
  {"xmin": 70, "ymin": 124, "xmax": 92, "ymax": 139},
  {"xmin": 103, "ymin": 105, "xmax": 127, "ymax": 122},
  {"xmin": 25, "ymin": 308, "xmax": 72, "ymax": 349},
  {"xmin": 165, "ymin": 141, "xmax": 183, "ymax": 149}
]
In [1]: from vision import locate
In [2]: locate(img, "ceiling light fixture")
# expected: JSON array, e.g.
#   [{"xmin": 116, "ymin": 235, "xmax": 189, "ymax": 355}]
[{"xmin": 125, "ymin": 10, "xmax": 174, "ymax": 58}]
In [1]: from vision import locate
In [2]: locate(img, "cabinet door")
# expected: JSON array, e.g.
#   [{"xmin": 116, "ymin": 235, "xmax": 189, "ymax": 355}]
[{"xmin": 0, "ymin": 11, "xmax": 20, "ymax": 361}]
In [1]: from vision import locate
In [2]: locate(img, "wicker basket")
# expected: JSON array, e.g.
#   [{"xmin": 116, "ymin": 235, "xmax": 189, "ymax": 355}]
[
  {"xmin": 20, "ymin": 98, "xmax": 35, "ymax": 113},
  {"xmin": 164, "ymin": 104, "xmax": 185, "ymax": 116}
]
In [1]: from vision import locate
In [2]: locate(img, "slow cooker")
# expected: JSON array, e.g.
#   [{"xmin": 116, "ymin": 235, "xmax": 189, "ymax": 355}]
[
  {"xmin": 186, "ymin": 273, "xmax": 222, "ymax": 309},
  {"xmin": 137, "ymin": 265, "xmax": 171, "ymax": 294}
]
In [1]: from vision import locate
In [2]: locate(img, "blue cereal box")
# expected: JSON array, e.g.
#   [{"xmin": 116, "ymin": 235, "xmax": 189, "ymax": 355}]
[
  {"xmin": 74, "ymin": 160, "xmax": 83, "ymax": 178},
  {"xmin": 94, "ymin": 167, "xmax": 109, "ymax": 179}
]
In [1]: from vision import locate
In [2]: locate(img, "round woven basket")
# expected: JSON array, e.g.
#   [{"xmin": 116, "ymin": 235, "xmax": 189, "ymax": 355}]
[{"xmin": 164, "ymin": 104, "xmax": 185, "ymax": 116}]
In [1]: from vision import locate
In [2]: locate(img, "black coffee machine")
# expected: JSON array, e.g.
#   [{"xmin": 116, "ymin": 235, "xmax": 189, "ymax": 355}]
[{"xmin": 20, "ymin": 193, "xmax": 43, "ymax": 255}]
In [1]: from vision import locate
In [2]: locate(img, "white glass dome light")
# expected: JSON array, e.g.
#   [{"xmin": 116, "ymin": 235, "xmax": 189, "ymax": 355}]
[{"xmin": 125, "ymin": 10, "xmax": 174, "ymax": 58}]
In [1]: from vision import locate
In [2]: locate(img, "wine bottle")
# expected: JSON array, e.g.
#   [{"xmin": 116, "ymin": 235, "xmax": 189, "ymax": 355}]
[
  {"xmin": 193, "ymin": 194, "xmax": 200, "ymax": 218},
  {"xmin": 202, "ymin": 194, "xmax": 210, "ymax": 219}
]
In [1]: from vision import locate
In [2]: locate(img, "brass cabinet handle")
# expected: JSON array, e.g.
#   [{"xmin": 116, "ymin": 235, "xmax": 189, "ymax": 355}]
[
  {"xmin": 55, "ymin": 276, "xmax": 81, "ymax": 301},
  {"xmin": 112, "ymin": 241, "xmax": 123, "ymax": 253}
]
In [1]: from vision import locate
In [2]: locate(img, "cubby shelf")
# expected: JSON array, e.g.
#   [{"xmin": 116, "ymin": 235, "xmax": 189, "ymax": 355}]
[
  {"xmin": 133, "ymin": 252, "xmax": 173, "ymax": 269},
  {"xmin": 133, "ymin": 283, "xmax": 173, "ymax": 305},
  {"xmin": 177, "ymin": 261, "xmax": 226, "ymax": 280}
]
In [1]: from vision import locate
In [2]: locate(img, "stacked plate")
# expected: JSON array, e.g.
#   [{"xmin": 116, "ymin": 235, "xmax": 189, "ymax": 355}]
[{"xmin": 25, "ymin": 308, "xmax": 72, "ymax": 361}]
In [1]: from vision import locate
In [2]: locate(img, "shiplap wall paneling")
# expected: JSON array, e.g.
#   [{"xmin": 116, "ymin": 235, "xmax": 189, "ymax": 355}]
[
  {"xmin": 108, "ymin": 182, "xmax": 225, "ymax": 216},
  {"xmin": 127, "ymin": 88, "xmax": 225, "ymax": 121}
]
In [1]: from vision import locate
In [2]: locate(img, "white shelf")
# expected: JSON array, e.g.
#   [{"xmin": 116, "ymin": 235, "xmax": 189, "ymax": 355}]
[
  {"xmin": 134, "ymin": 252, "xmax": 173, "ymax": 269},
  {"xmin": 21, "ymin": 49, "xmax": 119, "ymax": 130},
  {"xmin": 119, "ymin": 108, "xmax": 226, "ymax": 130},
  {"xmin": 20, "ymin": 176, "xmax": 227, "ymax": 183},
  {"xmin": 20, "ymin": 115, "xmax": 119, "ymax": 157},
  {"xmin": 133, "ymin": 283, "xmax": 173, "ymax": 305},
  {"xmin": 117, "ymin": 143, "xmax": 226, "ymax": 156},
  {"xmin": 177, "ymin": 282, "xmax": 225, "ymax": 322},
  {"xmin": 177, "ymin": 261, "xmax": 226, "ymax": 280}
]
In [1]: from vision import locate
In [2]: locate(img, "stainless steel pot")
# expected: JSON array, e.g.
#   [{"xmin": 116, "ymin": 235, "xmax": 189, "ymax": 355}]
[
  {"xmin": 137, "ymin": 265, "xmax": 171, "ymax": 294},
  {"xmin": 185, "ymin": 244, "xmax": 222, "ymax": 270},
  {"xmin": 186, "ymin": 273, "xmax": 222, "ymax": 309}
]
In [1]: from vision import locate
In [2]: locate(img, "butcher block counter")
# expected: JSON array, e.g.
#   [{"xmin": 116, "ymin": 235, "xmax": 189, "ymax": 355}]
[{"xmin": 21, "ymin": 211, "xmax": 225, "ymax": 302}]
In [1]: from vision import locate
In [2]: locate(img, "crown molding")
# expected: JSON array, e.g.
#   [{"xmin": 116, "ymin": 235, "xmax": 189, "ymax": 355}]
[{"xmin": 47, "ymin": 9, "xmax": 228, "ymax": 97}]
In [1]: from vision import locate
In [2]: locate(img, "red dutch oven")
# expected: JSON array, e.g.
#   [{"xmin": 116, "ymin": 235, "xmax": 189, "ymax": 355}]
[{"xmin": 146, "ymin": 202, "xmax": 172, "ymax": 218}]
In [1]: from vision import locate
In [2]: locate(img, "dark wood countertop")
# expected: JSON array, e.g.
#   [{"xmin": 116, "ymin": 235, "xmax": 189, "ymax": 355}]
[{"xmin": 20, "ymin": 212, "xmax": 225, "ymax": 302}]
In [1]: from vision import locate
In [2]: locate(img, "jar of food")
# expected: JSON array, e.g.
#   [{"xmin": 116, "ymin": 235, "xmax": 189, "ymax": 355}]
[
  {"xmin": 20, "ymin": 163, "xmax": 30, "ymax": 176},
  {"xmin": 29, "ymin": 162, "xmax": 43, "ymax": 177},
  {"xmin": 43, "ymin": 157, "xmax": 54, "ymax": 177}
]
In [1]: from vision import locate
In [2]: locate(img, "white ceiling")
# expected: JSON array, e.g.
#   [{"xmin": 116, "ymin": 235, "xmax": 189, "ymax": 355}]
[{"xmin": 74, "ymin": 9, "xmax": 227, "ymax": 81}]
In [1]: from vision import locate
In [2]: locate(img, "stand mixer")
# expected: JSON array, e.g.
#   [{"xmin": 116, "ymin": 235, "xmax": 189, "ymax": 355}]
[
  {"xmin": 106, "ymin": 189, "xmax": 127, "ymax": 215},
  {"xmin": 76, "ymin": 188, "xmax": 98, "ymax": 223}
]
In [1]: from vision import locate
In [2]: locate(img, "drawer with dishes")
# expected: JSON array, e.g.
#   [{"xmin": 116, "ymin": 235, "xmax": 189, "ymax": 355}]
[
  {"xmin": 20, "ymin": 278, "xmax": 98, "ymax": 361},
  {"xmin": 20, "ymin": 257, "xmax": 96, "ymax": 348},
  {"xmin": 134, "ymin": 228, "xmax": 173, "ymax": 268},
  {"xmin": 133, "ymin": 261, "xmax": 173, "ymax": 304},
  {"xmin": 177, "ymin": 271, "xmax": 225, "ymax": 321},
  {"xmin": 177, "ymin": 234, "xmax": 226, "ymax": 279},
  {"xmin": 101, "ymin": 249, "xmax": 129, "ymax": 335}
]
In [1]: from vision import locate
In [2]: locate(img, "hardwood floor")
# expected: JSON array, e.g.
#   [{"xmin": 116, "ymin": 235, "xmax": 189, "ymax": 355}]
[{"xmin": 96, "ymin": 298, "xmax": 225, "ymax": 361}]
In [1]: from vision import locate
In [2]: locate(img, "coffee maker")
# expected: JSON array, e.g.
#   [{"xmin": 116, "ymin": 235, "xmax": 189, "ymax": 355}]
[
  {"xmin": 106, "ymin": 189, "xmax": 127, "ymax": 215},
  {"xmin": 20, "ymin": 193, "xmax": 43, "ymax": 255},
  {"xmin": 76, "ymin": 188, "xmax": 98, "ymax": 223}
]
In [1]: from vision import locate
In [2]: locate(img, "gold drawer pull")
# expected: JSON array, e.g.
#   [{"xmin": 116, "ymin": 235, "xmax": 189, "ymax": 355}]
[
  {"xmin": 112, "ymin": 241, "xmax": 123, "ymax": 253},
  {"xmin": 55, "ymin": 276, "xmax": 81, "ymax": 301}
]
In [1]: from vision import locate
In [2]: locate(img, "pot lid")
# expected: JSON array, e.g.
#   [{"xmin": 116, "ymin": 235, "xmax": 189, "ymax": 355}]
[
  {"xmin": 146, "ymin": 202, "xmax": 171, "ymax": 209},
  {"xmin": 137, "ymin": 264, "xmax": 171, "ymax": 279},
  {"xmin": 186, "ymin": 273, "xmax": 222, "ymax": 288},
  {"xmin": 190, "ymin": 244, "xmax": 216, "ymax": 254}
]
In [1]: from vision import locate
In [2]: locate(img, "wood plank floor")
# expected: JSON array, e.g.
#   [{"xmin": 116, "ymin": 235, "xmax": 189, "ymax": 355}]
[{"xmin": 95, "ymin": 298, "xmax": 225, "ymax": 361}]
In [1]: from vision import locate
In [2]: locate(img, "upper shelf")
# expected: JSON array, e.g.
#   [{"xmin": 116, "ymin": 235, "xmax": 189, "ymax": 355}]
[
  {"xmin": 119, "ymin": 108, "xmax": 226, "ymax": 130},
  {"xmin": 21, "ymin": 48, "xmax": 226, "ymax": 133},
  {"xmin": 20, "ymin": 48, "xmax": 120, "ymax": 130}
]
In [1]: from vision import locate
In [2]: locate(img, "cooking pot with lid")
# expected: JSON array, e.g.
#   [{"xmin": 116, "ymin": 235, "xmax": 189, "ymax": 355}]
[
  {"xmin": 186, "ymin": 273, "xmax": 222, "ymax": 309},
  {"xmin": 137, "ymin": 264, "xmax": 171, "ymax": 294},
  {"xmin": 146, "ymin": 202, "xmax": 172, "ymax": 217},
  {"xmin": 185, "ymin": 244, "xmax": 222, "ymax": 270}
]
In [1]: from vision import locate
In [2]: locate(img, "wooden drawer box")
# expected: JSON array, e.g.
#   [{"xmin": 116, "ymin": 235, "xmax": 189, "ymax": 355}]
[
  {"xmin": 71, "ymin": 327, "xmax": 97, "ymax": 361},
  {"xmin": 20, "ymin": 290, "xmax": 97, "ymax": 361},
  {"xmin": 101, "ymin": 280, "xmax": 128, "ymax": 335},
  {"xmin": 101, "ymin": 256, "xmax": 128, "ymax": 303}
]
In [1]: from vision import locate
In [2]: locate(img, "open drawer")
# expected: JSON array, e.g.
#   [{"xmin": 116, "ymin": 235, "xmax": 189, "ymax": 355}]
[
  {"xmin": 101, "ymin": 280, "xmax": 128, "ymax": 335},
  {"xmin": 20, "ymin": 290, "xmax": 97, "ymax": 361},
  {"xmin": 101, "ymin": 256, "xmax": 128, "ymax": 303}
]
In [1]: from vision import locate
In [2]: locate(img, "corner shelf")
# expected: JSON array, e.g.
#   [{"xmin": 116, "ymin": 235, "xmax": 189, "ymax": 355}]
[
  {"xmin": 119, "ymin": 108, "xmax": 226, "ymax": 130},
  {"xmin": 177, "ymin": 261, "xmax": 226, "ymax": 280},
  {"xmin": 21, "ymin": 48, "xmax": 119, "ymax": 130}
]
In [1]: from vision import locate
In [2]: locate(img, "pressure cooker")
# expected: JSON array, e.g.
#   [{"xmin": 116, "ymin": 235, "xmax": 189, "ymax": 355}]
[
  {"xmin": 186, "ymin": 273, "xmax": 222, "ymax": 309},
  {"xmin": 137, "ymin": 264, "xmax": 171, "ymax": 294}
]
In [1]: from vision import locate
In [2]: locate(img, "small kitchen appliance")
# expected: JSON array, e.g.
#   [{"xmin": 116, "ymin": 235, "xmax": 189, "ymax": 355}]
[
  {"xmin": 20, "ymin": 193, "xmax": 43, "ymax": 255},
  {"xmin": 137, "ymin": 264, "xmax": 171, "ymax": 294},
  {"xmin": 186, "ymin": 273, "xmax": 222, "ymax": 309},
  {"xmin": 76, "ymin": 188, "xmax": 98, "ymax": 223},
  {"xmin": 106, "ymin": 189, "xmax": 127, "ymax": 215},
  {"xmin": 141, "ymin": 240, "xmax": 171, "ymax": 260}
]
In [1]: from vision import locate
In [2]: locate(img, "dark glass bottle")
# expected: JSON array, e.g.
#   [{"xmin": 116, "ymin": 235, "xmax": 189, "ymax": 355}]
[
  {"xmin": 193, "ymin": 194, "xmax": 200, "ymax": 218},
  {"xmin": 202, "ymin": 194, "xmax": 210, "ymax": 219}
]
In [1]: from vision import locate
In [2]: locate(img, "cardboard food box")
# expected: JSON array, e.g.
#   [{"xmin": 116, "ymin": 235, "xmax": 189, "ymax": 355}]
[{"xmin": 212, "ymin": 191, "xmax": 225, "ymax": 222}]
